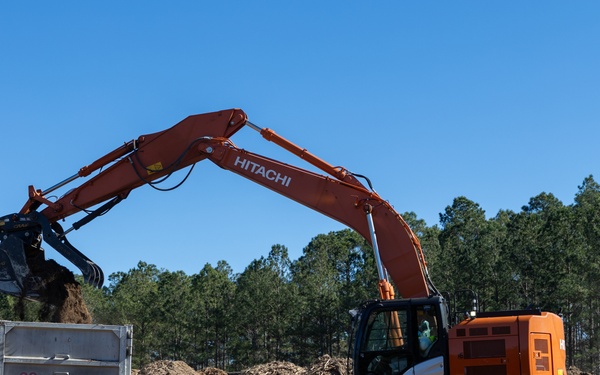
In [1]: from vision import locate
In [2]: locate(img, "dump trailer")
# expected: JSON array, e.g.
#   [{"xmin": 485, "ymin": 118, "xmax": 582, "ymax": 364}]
[{"xmin": 0, "ymin": 321, "xmax": 132, "ymax": 375}]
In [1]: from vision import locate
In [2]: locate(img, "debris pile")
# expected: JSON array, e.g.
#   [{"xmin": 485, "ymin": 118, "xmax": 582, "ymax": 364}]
[
  {"xmin": 307, "ymin": 355, "xmax": 351, "ymax": 375},
  {"xmin": 200, "ymin": 367, "xmax": 228, "ymax": 375},
  {"xmin": 138, "ymin": 360, "xmax": 198, "ymax": 375},
  {"xmin": 133, "ymin": 356, "xmax": 351, "ymax": 375},
  {"xmin": 241, "ymin": 361, "xmax": 306, "ymax": 375}
]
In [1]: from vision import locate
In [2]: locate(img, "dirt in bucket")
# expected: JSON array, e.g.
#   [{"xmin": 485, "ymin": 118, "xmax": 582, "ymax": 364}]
[{"xmin": 16, "ymin": 258, "xmax": 93, "ymax": 324}]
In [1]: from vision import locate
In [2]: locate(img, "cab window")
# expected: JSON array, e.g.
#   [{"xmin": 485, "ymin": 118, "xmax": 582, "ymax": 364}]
[
  {"xmin": 415, "ymin": 305, "xmax": 439, "ymax": 358},
  {"xmin": 361, "ymin": 309, "xmax": 410, "ymax": 375}
]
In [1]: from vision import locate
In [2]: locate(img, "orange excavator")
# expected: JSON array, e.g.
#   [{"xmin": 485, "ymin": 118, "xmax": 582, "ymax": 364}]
[{"xmin": 0, "ymin": 109, "xmax": 566, "ymax": 374}]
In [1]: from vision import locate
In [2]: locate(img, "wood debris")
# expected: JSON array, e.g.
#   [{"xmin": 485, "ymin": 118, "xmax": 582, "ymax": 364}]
[
  {"xmin": 241, "ymin": 361, "xmax": 306, "ymax": 375},
  {"xmin": 307, "ymin": 355, "xmax": 351, "ymax": 375},
  {"xmin": 199, "ymin": 367, "xmax": 228, "ymax": 375},
  {"xmin": 139, "ymin": 360, "xmax": 198, "ymax": 375},
  {"xmin": 136, "ymin": 356, "xmax": 352, "ymax": 375}
]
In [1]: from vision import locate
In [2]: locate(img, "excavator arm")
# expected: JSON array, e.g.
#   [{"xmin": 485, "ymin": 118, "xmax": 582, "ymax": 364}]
[
  {"xmin": 197, "ymin": 133, "xmax": 431, "ymax": 299},
  {"xmin": 0, "ymin": 108, "xmax": 434, "ymax": 301}
]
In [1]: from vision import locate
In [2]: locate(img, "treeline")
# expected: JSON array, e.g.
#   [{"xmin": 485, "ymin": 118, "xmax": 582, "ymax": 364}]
[
  {"xmin": 1, "ymin": 176, "xmax": 598, "ymax": 373},
  {"xmin": 91, "ymin": 231, "xmax": 378, "ymax": 370}
]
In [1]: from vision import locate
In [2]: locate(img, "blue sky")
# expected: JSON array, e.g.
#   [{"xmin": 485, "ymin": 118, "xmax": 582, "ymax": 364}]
[{"xmin": 1, "ymin": 2, "xmax": 598, "ymax": 281}]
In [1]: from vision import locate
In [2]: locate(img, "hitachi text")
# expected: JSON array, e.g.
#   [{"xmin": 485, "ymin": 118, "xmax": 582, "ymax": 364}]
[{"xmin": 233, "ymin": 156, "xmax": 292, "ymax": 187}]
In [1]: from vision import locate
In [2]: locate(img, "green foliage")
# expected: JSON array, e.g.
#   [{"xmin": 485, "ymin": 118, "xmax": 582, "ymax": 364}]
[
  {"xmin": 189, "ymin": 261, "xmax": 236, "ymax": 370},
  {"xmin": 107, "ymin": 261, "xmax": 161, "ymax": 368},
  {"xmin": 0, "ymin": 294, "xmax": 40, "ymax": 321},
  {"xmin": 233, "ymin": 245, "xmax": 296, "ymax": 368},
  {"xmin": 79, "ymin": 275, "xmax": 111, "ymax": 323},
  {"xmin": 571, "ymin": 176, "xmax": 600, "ymax": 370},
  {"xmin": 154, "ymin": 270, "xmax": 192, "ymax": 361},
  {"xmin": 290, "ymin": 230, "xmax": 372, "ymax": 363},
  {"xmin": 437, "ymin": 197, "xmax": 502, "ymax": 310}
]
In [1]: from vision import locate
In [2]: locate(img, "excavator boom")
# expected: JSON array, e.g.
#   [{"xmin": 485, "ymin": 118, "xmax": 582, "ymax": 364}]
[{"xmin": 198, "ymin": 136, "xmax": 430, "ymax": 298}]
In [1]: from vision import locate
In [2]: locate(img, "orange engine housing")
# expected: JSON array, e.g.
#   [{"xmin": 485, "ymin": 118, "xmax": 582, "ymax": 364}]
[{"xmin": 448, "ymin": 310, "xmax": 566, "ymax": 375}]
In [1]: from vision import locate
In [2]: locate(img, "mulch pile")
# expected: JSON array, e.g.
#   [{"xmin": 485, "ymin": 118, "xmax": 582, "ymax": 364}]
[
  {"xmin": 135, "ymin": 361, "xmax": 233, "ymax": 375},
  {"xmin": 200, "ymin": 367, "xmax": 228, "ymax": 375},
  {"xmin": 138, "ymin": 360, "xmax": 198, "ymax": 375},
  {"xmin": 135, "ymin": 356, "xmax": 351, "ymax": 375},
  {"xmin": 307, "ymin": 355, "xmax": 351, "ymax": 375},
  {"xmin": 242, "ymin": 361, "xmax": 306, "ymax": 375}
]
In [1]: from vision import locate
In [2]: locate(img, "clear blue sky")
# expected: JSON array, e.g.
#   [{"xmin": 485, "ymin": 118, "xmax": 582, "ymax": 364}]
[{"xmin": 1, "ymin": 2, "xmax": 598, "ymax": 281}]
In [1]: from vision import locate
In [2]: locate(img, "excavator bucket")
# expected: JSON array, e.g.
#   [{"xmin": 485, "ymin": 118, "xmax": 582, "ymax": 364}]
[
  {"xmin": 0, "ymin": 219, "xmax": 46, "ymax": 299},
  {"xmin": 0, "ymin": 213, "xmax": 104, "ymax": 302}
]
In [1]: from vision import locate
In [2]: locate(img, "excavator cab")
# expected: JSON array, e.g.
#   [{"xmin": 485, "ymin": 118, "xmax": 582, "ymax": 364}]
[{"xmin": 353, "ymin": 296, "xmax": 450, "ymax": 375}]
